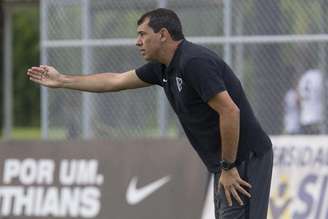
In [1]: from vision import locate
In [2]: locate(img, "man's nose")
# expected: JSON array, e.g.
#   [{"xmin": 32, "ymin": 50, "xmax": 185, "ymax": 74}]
[{"xmin": 136, "ymin": 37, "xmax": 142, "ymax": 47}]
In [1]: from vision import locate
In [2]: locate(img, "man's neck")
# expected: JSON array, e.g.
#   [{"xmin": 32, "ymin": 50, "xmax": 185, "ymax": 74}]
[{"xmin": 158, "ymin": 40, "xmax": 183, "ymax": 66}]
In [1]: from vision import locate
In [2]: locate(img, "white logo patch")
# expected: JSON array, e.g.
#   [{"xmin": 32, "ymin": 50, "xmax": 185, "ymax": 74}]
[
  {"xmin": 126, "ymin": 176, "xmax": 171, "ymax": 205},
  {"xmin": 176, "ymin": 77, "xmax": 183, "ymax": 92}
]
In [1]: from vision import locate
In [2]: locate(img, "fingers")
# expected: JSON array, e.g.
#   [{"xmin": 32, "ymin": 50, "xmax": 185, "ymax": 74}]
[
  {"xmin": 27, "ymin": 68, "xmax": 42, "ymax": 81},
  {"xmin": 238, "ymin": 178, "xmax": 252, "ymax": 189},
  {"xmin": 224, "ymin": 187, "xmax": 233, "ymax": 206},
  {"xmin": 40, "ymin": 65, "xmax": 50, "ymax": 72},
  {"xmin": 224, "ymin": 185, "xmax": 245, "ymax": 206},
  {"xmin": 27, "ymin": 65, "xmax": 49, "ymax": 75},
  {"xmin": 27, "ymin": 66, "xmax": 49, "ymax": 85},
  {"xmin": 29, "ymin": 76, "xmax": 42, "ymax": 84},
  {"xmin": 222, "ymin": 180, "xmax": 252, "ymax": 207},
  {"xmin": 27, "ymin": 67, "xmax": 43, "ymax": 78},
  {"xmin": 230, "ymin": 186, "xmax": 244, "ymax": 206},
  {"xmin": 235, "ymin": 183, "xmax": 251, "ymax": 198},
  {"xmin": 219, "ymin": 168, "xmax": 252, "ymax": 207}
]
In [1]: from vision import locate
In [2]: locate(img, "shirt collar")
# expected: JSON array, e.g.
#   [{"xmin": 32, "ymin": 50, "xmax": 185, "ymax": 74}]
[{"xmin": 165, "ymin": 39, "xmax": 186, "ymax": 73}]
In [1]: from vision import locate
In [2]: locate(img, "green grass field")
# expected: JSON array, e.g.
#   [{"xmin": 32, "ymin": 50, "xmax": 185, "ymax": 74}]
[
  {"xmin": 1, "ymin": 127, "xmax": 41, "ymax": 140},
  {"xmin": 1, "ymin": 125, "xmax": 181, "ymax": 140}
]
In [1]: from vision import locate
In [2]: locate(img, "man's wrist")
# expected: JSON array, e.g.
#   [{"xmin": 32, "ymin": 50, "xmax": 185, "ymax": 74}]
[
  {"xmin": 60, "ymin": 74, "xmax": 71, "ymax": 88},
  {"xmin": 220, "ymin": 159, "xmax": 236, "ymax": 171}
]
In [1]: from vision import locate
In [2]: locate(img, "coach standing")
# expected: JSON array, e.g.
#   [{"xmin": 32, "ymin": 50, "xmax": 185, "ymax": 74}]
[{"xmin": 27, "ymin": 8, "xmax": 273, "ymax": 219}]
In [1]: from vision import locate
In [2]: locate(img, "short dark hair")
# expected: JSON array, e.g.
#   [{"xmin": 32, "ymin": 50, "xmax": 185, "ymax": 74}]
[{"xmin": 137, "ymin": 8, "xmax": 185, "ymax": 41}]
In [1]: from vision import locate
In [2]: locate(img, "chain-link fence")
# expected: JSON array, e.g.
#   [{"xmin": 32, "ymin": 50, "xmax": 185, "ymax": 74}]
[{"xmin": 41, "ymin": 0, "xmax": 328, "ymax": 139}]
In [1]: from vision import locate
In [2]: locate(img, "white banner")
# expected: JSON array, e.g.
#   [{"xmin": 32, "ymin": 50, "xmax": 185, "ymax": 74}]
[
  {"xmin": 269, "ymin": 136, "xmax": 328, "ymax": 219},
  {"xmin": 202, "ymin": 136, "xmax": 328, "ymax": 219}
]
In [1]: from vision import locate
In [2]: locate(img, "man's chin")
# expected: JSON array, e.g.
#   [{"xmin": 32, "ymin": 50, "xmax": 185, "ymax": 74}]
[{"xmin": 143, "ymin": 56, "xmax": 154, "ymax": 62}]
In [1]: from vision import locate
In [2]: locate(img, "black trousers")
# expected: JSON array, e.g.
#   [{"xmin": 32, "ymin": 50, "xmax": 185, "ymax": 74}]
[{"xmin": 214, "ymin": 148, "xmax": 273, "ymax": 219}]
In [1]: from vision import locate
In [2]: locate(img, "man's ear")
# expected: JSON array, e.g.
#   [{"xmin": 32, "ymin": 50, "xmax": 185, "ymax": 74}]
[{"xmin": 159, "ymin": 28, "xmax": 168, "ymax": 42}]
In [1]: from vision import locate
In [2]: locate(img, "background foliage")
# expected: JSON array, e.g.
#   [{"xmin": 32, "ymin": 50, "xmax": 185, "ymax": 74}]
[
  {"xmin": 1, "ymin": 1, "xmax": 328, "ymax": 138},
  {"xmin": 12, "ymin": 7, "xmax": 40, "ymax": 126},
  {"xmin": 0, "ymin": 5, "xmax": 40, "ymax": 134}
]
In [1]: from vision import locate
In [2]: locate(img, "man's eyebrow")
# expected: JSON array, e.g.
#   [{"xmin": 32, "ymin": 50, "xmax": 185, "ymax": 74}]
[{"xmin": 137, "ymin": 31, "xmax": 146, "ymax": 34}]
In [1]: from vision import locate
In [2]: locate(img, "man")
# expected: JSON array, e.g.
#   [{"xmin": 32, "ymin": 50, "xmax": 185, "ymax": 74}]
[
  {"xmin": 27, "ymin": 8, "xmax": 273, "ymax": 219},
  {"xmin": 283, "ymin": 87, "xmax": 300, "ymax": 134},
  {"xmin": 298, "ymin": 69, "xmax": 324, "ymax": 135},
  {"xmin": 283, "ymin": 70, "xmax": 301, "ymax": 135}
]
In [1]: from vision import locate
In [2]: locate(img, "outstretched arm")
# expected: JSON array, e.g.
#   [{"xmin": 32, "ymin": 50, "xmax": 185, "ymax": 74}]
[{"xmin": 27, "ymin": 65, "xmax": 151, "ymax": 92}]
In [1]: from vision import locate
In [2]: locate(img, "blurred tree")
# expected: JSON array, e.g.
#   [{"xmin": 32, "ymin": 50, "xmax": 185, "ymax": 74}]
[{"xmin": 12, "ymin": 7, "xmax": 40, "ymax": 127}]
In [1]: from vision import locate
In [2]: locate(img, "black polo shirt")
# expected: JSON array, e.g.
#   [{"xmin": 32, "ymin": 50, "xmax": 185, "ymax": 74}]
[{"xmin": 135, "ymin": 40, "xmax": 272, "ymax": 173}]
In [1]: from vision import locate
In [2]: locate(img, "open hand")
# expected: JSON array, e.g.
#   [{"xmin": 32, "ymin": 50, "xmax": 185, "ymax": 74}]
[
  {"xmin": 219, "ymin": 167, "xmax": 251, "ymax": 206},
  {"xmin": 27, "ymin": 65, "xmax": 62, "ymax": 88}
]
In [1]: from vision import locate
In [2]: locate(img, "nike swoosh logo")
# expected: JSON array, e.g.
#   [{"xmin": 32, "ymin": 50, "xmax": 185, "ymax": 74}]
[{"xmin": 126, "ymin": 176, "xmax": 171, "ymax": 205}]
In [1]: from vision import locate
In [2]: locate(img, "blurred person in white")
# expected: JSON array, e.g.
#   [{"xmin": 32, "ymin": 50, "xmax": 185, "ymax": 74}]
[
  {"xmin": 283, "ymin": 88, "xmax": 300, "ymax": 134},
  {"xmin": 298, "ymin": 69, "xmax": 324, "ymax": 135},
  {"xmin": 283, "ymin": 70, "xmax": 300, "ymax": 134}
]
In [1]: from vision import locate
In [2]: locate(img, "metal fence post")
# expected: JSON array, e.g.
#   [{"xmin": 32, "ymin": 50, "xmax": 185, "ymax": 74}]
[
  {"xmin": 157, "ymin": 0, "xmax": 168, "ymax": 137},
  {"xmin": 3, "ymin": 6, "xmax": 13, "ymax": 139},
  {"xmin": 82, "ymin": 0, "xmax": 93, "ymax": 139},
  {"xmin": 223, "ymin": 0, "xmax": 232, "ymax": 66},
  {"xmin": 41, "ymin": 0, "xmax": 49, "ymax": 139}
]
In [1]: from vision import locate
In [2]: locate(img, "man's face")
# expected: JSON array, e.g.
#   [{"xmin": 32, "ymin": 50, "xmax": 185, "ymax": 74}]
[{"xmin": 136, "ymin": 18, "xmax": 162, "ymax": 61}]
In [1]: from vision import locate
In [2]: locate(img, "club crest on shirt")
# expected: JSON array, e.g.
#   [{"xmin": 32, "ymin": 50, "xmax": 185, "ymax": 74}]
[{"xmin": 176, "ymin": 77, "xmax": 183, "ymax": 92}]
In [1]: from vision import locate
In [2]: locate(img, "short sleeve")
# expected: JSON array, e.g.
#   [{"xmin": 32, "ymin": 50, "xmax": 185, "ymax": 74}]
[
  {"xmin": 135, "ymin": 62, "xmax": 162, "ymax": 86},
  {"xmin": 183, "ymin": 58, "xmax": 226, "ymax": 102}
]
